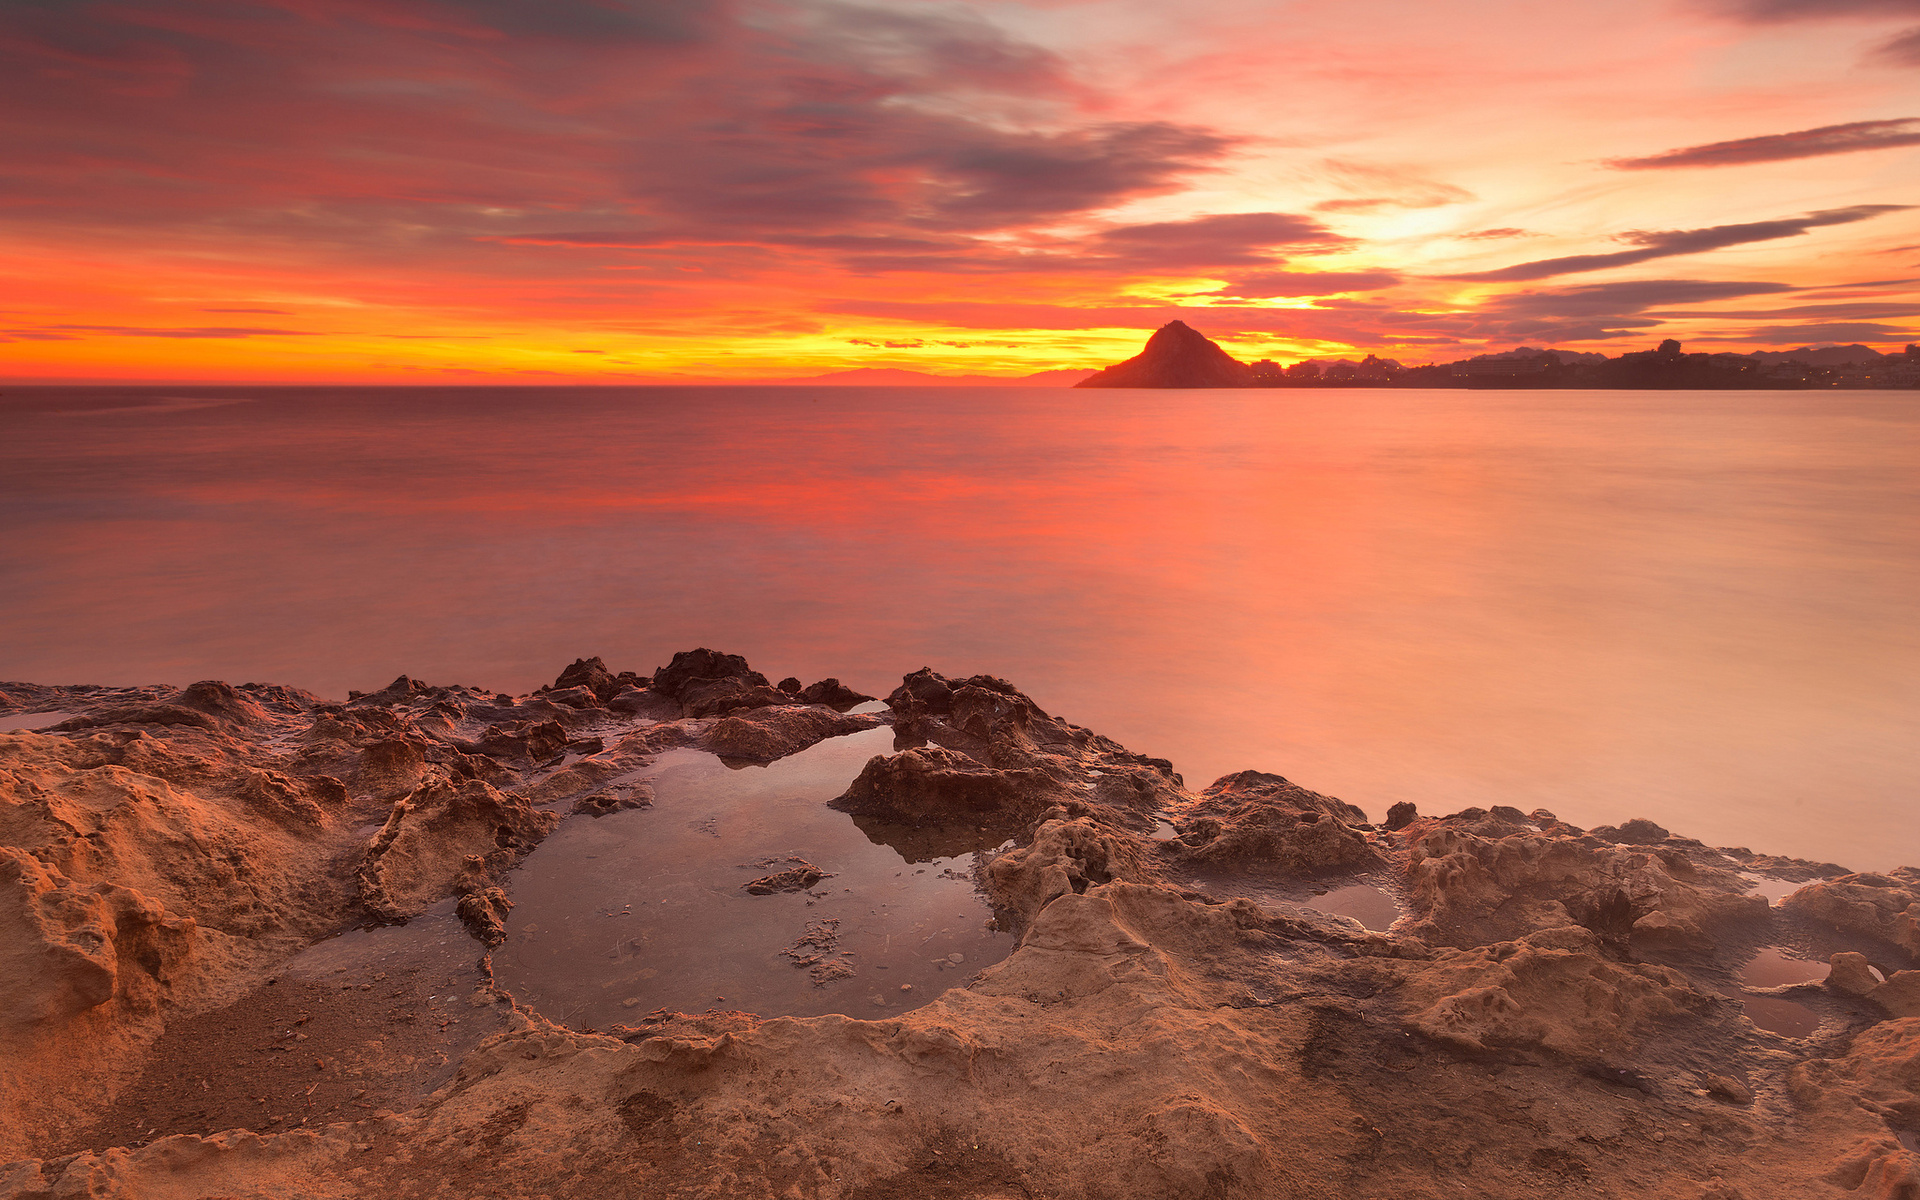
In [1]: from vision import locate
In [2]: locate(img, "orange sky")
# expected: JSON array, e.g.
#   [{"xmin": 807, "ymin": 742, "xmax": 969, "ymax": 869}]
[{"xmin": 4, "ymin": 0, "xmax": 1920, "ymax": 382}]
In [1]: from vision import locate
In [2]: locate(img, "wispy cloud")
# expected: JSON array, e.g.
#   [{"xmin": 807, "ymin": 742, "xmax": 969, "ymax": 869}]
[
  {"xmin": 1445, "ymin": 206, "xmax": 1909, "ymax": 281},
  {"xmin": 1609, "ymin": 119, "xmax": 1920, "ymax": 168}
]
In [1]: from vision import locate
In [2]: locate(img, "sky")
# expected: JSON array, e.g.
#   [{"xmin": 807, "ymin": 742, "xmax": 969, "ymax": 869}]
[{"xmin": 4, "ymin": 0, "xmax": 1920, "ymax": 381}]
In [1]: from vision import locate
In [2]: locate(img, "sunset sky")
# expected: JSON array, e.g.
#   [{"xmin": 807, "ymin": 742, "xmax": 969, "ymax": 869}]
[{"xmin": 5, "ymin": 0, "xmax": 1920, "ymax": 381}]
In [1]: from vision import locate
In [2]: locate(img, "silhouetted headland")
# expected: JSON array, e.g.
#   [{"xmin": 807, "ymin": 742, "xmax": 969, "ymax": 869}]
[{"xmin": 1077, "ymin": 321, "xmax": 1920, "ymax": 388}]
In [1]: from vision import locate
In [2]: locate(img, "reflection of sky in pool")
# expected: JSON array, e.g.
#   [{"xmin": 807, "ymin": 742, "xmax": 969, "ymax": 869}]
[{"xmin": 494, "ymin": 726, "xmax": 1012, "ymax": 1027}]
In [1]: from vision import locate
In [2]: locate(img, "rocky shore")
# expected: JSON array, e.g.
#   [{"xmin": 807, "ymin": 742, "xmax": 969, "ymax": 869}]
[{"xmin": 1, "ymin": 651, "xmax": 1916, "ymax": 1199}]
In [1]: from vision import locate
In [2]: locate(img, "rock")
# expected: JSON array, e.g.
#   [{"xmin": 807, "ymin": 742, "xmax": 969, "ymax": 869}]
[
  {"xmin": 1590, "ymin": 818, "xmax": 1671, "ymax": 845},
  {"xmin": 682, "ymin": 680, "xmax": 799, "ymax": 719},
  {"xmin": 1703, "ymin": 1074, "xmax": 1753, "ymax": 1104},
  {"xmin": 1783, "ymin": 871, "xmax": 1920, "ymax": 958},
  {"xmin": 701, "ymin": 707, "xmax": 881, "ymax": 762},
  {"xmin": 356, "ymin": 780, "xmax": 559, "ymax": 920},
  {"xmin": 553, "ymin": 657, "xmax": 619, "ymax": 703},
  {"xmin": 650, "ymin": 649, "xmax": 770, "ymax": 706},
  {"xmin": 744, "ymin": 862, "xmax": 831, "ymax": 894},
  {"xmin": 1384, "ymin": 801, "xmax": 1418, "ymax": 831},
  {"xmin": 1074, "ymin": 320, "xmax": 1256, "ymax": 389},
  {"xmin": 542, "ymin": 685, "xmax": 600, "ymax": 709},
  {"xmin": 571, "ymin": 784, "xmax": 653, "ymax": 817},
  {"xmin": 832, "ymin": 746, "xmax": 1063, "ymax": 825},
  {"xmin": 1169, "ymin": 771, "xmax": 1375, "ymax": 874},
  {"xmin": 358, "ymin": 738, "xmax": 427, "ymax": 798},
  {"xmin": 1827, "ymin": 951, "xmax": 1880, "ymax": 996},
  {"xmin": 776, "ymin": 677, "xmax": 803, "ymax": 695},
  {"xmin": 456, "ymin": 887, "xmax": 514, "ymax": 946},
  {"xmin": 800, "ymin": 678, "xmax": 875, "ymax": 709},
  {"xmin": 1869, "ymin": 970, "xmax": 1920, "ymax": 1017}
]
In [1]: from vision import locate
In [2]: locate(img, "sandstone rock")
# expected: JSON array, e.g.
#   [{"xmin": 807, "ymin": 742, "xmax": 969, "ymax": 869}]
[
  {"xmin": 1829, "ymin": 951, "xmax": 1881, "ymax": 996},
  {"xmin": 356, "ymin": 780, "xmax": 559, "ymax": 921},
  {"xmin": 1591, "ymin": 817, "xmax": 1672, "ymax": 845},
  {"xmin": 1169, "ymin": 771, "xmax": 1375, "ymax": 874},
  {"xmin": 1384, "ymin": 801, "xmax": 1418, "ymax": 831},
  {"xmin": 832, "ymin": 746, "xmax": 1063, "ymax": 826},
  {"xmin": 542, "ymin": 685, "xmax": 600, "ymax": 709},
  {"xmin": 681, "ymin": 680, "xmax": 796, "ymax": 718},
  {"xmin": 571, "ymin": 784, "xmax": 653, "ymax": 817},
  {"xmin": 1783, "ymin": 871, "xmax": 1920, "ymax": 958},
  {"xmin": 1703, "ymin": 1073, "xmax": 1753, "ymax": 1104},
  {"xmin": 1870, "ymin": 971, "xmax": 1920, "ymax": 1018},
  {"xmin": 799, "ymin": 678, "xmax": 874, "ymax": 709},
  {"xmin": 701, "ymin": 707, "xmax": 880, "ymax": 762},
  {"xmin": 743, "ymin": 861, "xmax": 830, "ymax": 894},
  {"xmin": 553, "ymin": 657, "xmax": 619, "ymax": 703},
  {"xmin": 650, "ymin": 648, "xmax": 770, "ymax": 706},
  {"xmin": 455, "ymin": 886, "xmax": 514, "ymax": 946},
  {"xmin": 776, "ymin": 676, "xmax": 803, "ymax": 694}
]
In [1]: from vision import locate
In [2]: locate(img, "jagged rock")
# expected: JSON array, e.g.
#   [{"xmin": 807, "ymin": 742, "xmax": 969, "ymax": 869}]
[
  {"xmin": 650, "ymin": 649, "xmax": 769, "ymax": 704},
  {"xmin": 744, "ymin": 861, "xmax": 830, "ymax": 894},
  {"xmin": 542, "ymin": 685, "xmax": 600, "ymax": 709},
  {"xmin": 1074, "ymin": 321, "xmax": 1255, "ymax": 389},
  {"xmin": 356, "ymin": 780, "xmax": 559, "ymax": 921},
  {"xmin": 776, "ymin": 676, "xmax": 803, "ymax": 694},
  {"xmin": 988, "ymin": 817, "xmax": 1156, "ymax": 928},
  {"xmin": 681, "ymin": 680, "xmax": 793, "ymax": 718},
  {"xmin": 456, "ymin": 886, "xmax": 513, "ymax": 946},
  {"xmin": 1783, "ymin": 871, "xmax": 1920, "ymax": 959},
  {"xmin": 1384, "ymin": 801, "xmax": 1418, "ymax": 831},
  {"xmin": 1829, "ymin": 952, "xmax": 1881, "ymax": 996},
  {"xmin": 701, "ymin": 707, "xmax": 881, "ymax": 762},
  {"xmin": 1591, "ymin": 818, "xmax": 1672, "ymax": 845},
  {"xmin": 358, "ymin": 738, "xmax": 427, "ymax": 798},
  {"xmin": 832, "ymin": 746, "xmax": 1063, "ymax": 826},
  {"xmin": 571, "ymin": 783, "xmax": 653, "ymax": 817},
  {"xmin": 1871, "ymin": 971, "xmax": 1920, "ymax": 1018},
  {"xmin": 1169, "ymin": 771, "xmax": 1375, "ymax": 874},
  {"xmin": 553, "ymin": 657, "xmax": 620, "ymax": 703},
  {"xmin": 800, "ymin": 678, "xmax": 874, "ymax": 709}
]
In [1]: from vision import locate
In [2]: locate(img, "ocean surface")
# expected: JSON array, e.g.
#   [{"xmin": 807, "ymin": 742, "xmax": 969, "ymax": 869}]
[{"xmin": 1, "ymin": 384, "xmax": 1915, "ymax": 871}]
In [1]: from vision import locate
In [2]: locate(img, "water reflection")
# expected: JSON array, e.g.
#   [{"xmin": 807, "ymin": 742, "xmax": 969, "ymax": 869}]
[
  {"xmin": 2, "ymin": 385, "xmax": 1916, "ymax": 870},
  {"xmin": 492, "ymin": 726, "xmax": 1010, "ymax": 1025}
]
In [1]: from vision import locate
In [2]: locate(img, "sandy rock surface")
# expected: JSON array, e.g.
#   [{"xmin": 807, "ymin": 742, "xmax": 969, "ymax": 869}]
[{"xmin": 0, "ymin": 655, "xmax": 1915, "ymax": 1198}]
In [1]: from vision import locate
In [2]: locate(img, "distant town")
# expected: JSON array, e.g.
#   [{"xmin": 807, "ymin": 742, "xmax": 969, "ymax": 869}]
[{"xmin": 1252, "ymin": 339, "xmax": 1920, "ymax": 389}]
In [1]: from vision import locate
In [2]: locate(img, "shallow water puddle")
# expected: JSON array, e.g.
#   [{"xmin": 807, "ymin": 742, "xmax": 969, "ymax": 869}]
[
  {"xmin": 1305, "ymin": 882, "xmax": 1403, "ymax": 932},
  {"xmin": 1738, "ymin": 874, "xmax": 1803, "ymax": 904},
  {"xmin": 494, "ymin": 725, "xmax": 1011, "ymax": 1026},
  {"xmin": 1739, "ymin": 996, "xmax": 1820, "ymax": 1038},
  {"xmin": 1739, "ymin": 947, "xmax": 1827, "ymax": 989},
  {"xmin": 0, "ymin": 711, "xmax": 78, "ymax": 731}
]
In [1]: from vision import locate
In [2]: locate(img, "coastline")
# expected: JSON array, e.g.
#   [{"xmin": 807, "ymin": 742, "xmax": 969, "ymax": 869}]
[{"xmin": 1, "ymin": 655, "xmax": 1916, "ymax": 1199}]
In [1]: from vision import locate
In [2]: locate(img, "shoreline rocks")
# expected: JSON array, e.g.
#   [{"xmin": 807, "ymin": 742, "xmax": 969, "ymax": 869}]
[{"xmin": 0, "ymin": 655, "xmax": 1914, "ymax": 1199}]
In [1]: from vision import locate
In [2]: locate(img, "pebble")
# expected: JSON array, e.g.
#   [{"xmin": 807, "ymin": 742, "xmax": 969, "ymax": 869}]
[{"xmin": 948, "ymin": 953, "xmax": 965, "ymax": 964}]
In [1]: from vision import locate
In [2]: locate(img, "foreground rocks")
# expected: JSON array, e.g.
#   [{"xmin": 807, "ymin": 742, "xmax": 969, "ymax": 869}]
[{"xmin": 0, "ymin": 655, "xmax": 1915, "ymax": 1199}]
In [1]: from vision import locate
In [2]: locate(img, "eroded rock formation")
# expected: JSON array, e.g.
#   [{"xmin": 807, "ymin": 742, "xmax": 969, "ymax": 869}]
[{"xmin": 0, "ymin": 659, "xmax": 1914, "ymax": 1200}]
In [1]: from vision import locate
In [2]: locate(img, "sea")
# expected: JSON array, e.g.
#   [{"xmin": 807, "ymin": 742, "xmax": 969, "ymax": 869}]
[{"xmin": 1, "ymin": 384, "xmax": 1914, "ymax": 871}]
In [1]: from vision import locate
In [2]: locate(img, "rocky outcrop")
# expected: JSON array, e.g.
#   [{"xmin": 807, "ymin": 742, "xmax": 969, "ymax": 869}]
[
  {"xmin": 2, "ymin": 659, "xmax": 1918, "ymax": 1200},
  {"xmin": 1074, "ymin": 320, "xmax": 1255, "ymax": 389},
  {"xmin": 700, "ymin": 706, "xmax": 882, "ymax": 762},
  {"xmin": 1167, "ymin": 770, "xmax": 1377, "ymax": 874}
]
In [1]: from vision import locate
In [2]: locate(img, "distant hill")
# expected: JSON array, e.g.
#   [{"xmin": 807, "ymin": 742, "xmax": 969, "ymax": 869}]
[
  {"xmin": 1747, "ymin": 344, "xmax": 1886, "ymax": 366},
  {"xmin": 774, "ymin": 367, "xmax": 1095, "ymax": 387},
  {"xmin": 1074, "ymin": 321, "xmax": 1253, "ymax": 388}
]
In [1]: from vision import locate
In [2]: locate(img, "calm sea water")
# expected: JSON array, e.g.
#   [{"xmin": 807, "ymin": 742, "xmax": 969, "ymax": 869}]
[{"xmin": 2, "ymin": 385, "xmax": 1915, "ymax": 870}]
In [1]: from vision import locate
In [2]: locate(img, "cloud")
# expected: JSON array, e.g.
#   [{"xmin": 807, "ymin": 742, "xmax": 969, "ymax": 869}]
[
  {"xmin": 1869, "ymin": 24, "xmax": 1920, "ymax": 61},
  {"xmin": 1729, "ymin": 321, "xmax": 1917, "ymax": 341},
  {"xmin": 1445, "ymin": 206, "xmax": 1909, "ymax": 281},
  {"xmin": 202, "ymin": 306, "xmax": 293, "ymax": 314},
  {"xmin": 1090, "ymin": 212, "xmax": 1347, "ymax": 267},
  {"xmin": 1457, "ymin": 228, "xmax": 1537, "ymax": 240},
  {"xmin": 1705, "ymin": 0, "xmax": 1920, "ymax": 20},
  {"xmin": 46, "ymin": 324, "xmax": 317, "ymax": 337},
  {"xmin": 1203, "ymin": 270, "xmax": 1401, "ymax": 297},
  {"xmin": 1312, "ymin": 160, "xmax": 1474, "ymax": 213},
  {"xmin": 1608, "ymin": 119, "xmax": 1920, "ymax": 168},
  {"xmin": 1481, "ymin": 279, "xmax": 1797, "ymax": 315}
]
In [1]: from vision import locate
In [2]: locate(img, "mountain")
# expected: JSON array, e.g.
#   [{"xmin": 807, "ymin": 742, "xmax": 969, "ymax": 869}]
[
  {"xmin": 1074, "ymin": 320, "xmax": 1254, "ymax": 388},
  {"xmin": 775, "ymin": 367, "xmax": 1095, "ymax": 386},
  {"xmin": 1747, "ymin": 344, "xmax": 1887, "ymax": 366}
]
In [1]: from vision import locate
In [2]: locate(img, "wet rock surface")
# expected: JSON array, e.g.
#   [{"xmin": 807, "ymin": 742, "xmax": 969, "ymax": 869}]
[{"xmin": 0, "ymin": 657, "xmax": 1914, "ymax": 1199}]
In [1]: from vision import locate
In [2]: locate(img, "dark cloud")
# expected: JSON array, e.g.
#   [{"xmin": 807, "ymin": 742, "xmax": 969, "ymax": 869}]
[
  {"xmin": 1090, "ymin": 212, "xmax": 1346, "ymax": 267},
  {"xmin": 1729, "ymin": 321, "xmax": 1917, "ymax": 341},
  {"xmin": 1651, "ymin": 301, "xmax": 1920, "ymax": 318},
  {"xmin": 1445, "ymin": 205, "xmax": 1909, "ymax": 281},
  {"xmin": 1481, "ymin": 279, "xmax": 1796, "ymax": 316},
  {"xmin": 1869, "ymin": 24, "xmax": 1920, "ymax": 61},
  {"xmin": 1609, "ymin": 119, "xmax": 1920, "ymax": 168},
  {"xmin": 1705, "ymin": 0, "xmax": 1920, "ymax": 19},
  {"xmin": 1203, "ymin": 270, "xmax": 1401, "ymax": 297}
]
